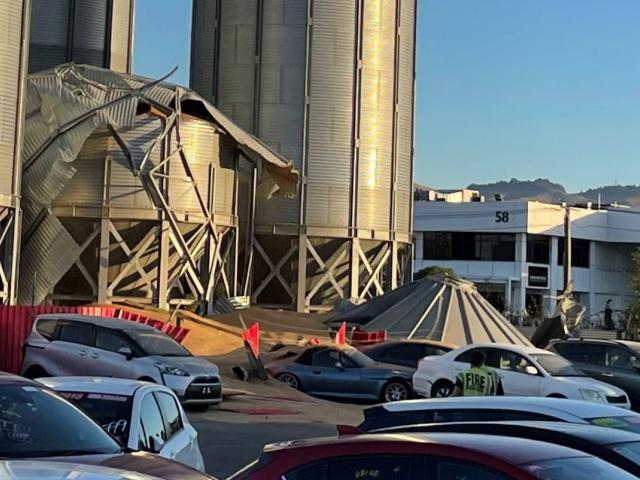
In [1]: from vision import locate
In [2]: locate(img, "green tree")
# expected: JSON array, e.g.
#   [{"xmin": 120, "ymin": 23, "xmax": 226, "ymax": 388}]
[
  {"xmin": 629, "ymin": 247, "xmax": 640, "ymax": 333},
  {"xmin": 414, "ymin": 265, "xmax": 458, "ymax": 280}
]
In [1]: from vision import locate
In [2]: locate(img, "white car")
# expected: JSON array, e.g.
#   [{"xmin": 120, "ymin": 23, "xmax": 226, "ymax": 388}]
[
  {"xmin": 354, "ymin": 396, "xmax": 640, "ymax": 433},
  {"xmin": 412, "ymin": 343, "xmax": 631, "ymax": 408},
  {"xmin": 38, "ymin": 377, "xmax": 205, "ymax": 472}
]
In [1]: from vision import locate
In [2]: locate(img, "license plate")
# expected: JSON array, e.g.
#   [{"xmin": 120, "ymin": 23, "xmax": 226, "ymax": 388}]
[{"xmin": 201, "ymin": 386, "xmax": 213, "ymax": 395}]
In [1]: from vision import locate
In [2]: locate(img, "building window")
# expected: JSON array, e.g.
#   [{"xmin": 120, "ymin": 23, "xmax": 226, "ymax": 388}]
[
  {"xmin": 527, "ymin": 235, "xmax": 550, "ymax": 264},
  {"xmin": 423, "ymin": 232, "xmax": 515, "ymax": 262},
  {"xmin": 558, "ymin": 238, "xmax": 590, "ymax": 268}
]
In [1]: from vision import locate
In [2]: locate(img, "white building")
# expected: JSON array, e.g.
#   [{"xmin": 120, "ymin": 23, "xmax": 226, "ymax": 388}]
[{"xmin": 413, "ymin": 192, "xmax": 640, "ymax": 324}]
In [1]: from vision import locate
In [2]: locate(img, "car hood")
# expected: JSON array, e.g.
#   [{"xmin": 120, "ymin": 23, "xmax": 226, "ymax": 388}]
[
  {"xmin": 0, "ymin": 460, "xmax": 164, "ymax": 480},
  {"xmin": 366, "ymin": 362, "xmax": 415, "ymax": 378},
  {"xmin": 554, "ymin": 375, "xmax": 628, "ymax": 396},
  {"xmin": 47, "ymin": 452, "xmax": 214, "ymax": 480},
  {"xmin": 148, "ymin": 355, "xmax": 219, "ymax": 377}
]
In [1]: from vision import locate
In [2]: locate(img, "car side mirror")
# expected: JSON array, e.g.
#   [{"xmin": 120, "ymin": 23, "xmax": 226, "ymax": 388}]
[
  {"xmin": 525, "ymin": 366, "xmax": 539, "ymax": 376},
  {"xmin": 334, "ymin": 361, "xmax": 345, "ymax": 371},
  {"xmin": 148, "ymin": 436, "xmax": 165, "ymax": 454},
  {"xmin": 118, "ymin": 347, "xmax": 133, "ymax": 360}
]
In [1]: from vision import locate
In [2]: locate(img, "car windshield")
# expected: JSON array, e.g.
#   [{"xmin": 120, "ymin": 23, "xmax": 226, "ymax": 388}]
[
  {"xmin": 522, "ymin": 456, "xmax": 637, "ymax": 480},
  {"xmin": 530, "ymin": 353, "xmax": 583, "ymax": 376},
  {"xmin": 0, "ymin": 385, "xmax": 122, "ymax": 458},
  {"xmin": 57, "ymin": 391, "xmax": 133, "ymax": 445},
  {"xmin": 126, "ymin": 330, "xmax": 191, "ymax": 356},
  {"xmin": 588, "ymin": 416, "xmax": 640, "ymax": 433},
  {"xmin": 343, "ymin": 348, "xmax": 375, "ymax": 367}
]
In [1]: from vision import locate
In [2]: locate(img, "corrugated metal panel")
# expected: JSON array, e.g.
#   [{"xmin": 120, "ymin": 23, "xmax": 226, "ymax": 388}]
[
  {"xmin": 396, "ymin": 0, "xmax": 416, "ymax": 235},
  {"xmin": 109, "ymin": 0, "xmax": 133, "ymax": 72},
  {"xmin": 0, "ymin": 0, "xmax": 26, "ymax": 198},
  {"xmin": 215, "ymin": 134, "xmax": 237, "ymax": 216},
  {"xmin": 304, "ymin": 0, "xmax": 356, "ymax": 228},
  {"xmin": 169, "ymin": 118, "xmax": 216, "ymax": 215},
  {"xmin": 190, "ymin": 0, "xmax": 220, "ymax": 101},
  {"xmin": 18, "ymin": 214, "xmax": 79, "ymax": 305},
  {"xmin": 28, "ymin": 0, "xmax": 70, "ymax": 73},
  {"xmin": 109, "ymin": 115, "xmax": 162, "ymax": 211},
  {"xmin": 72, "ymin": 0, "xmax": 109, "ymax": 66},
  {"xmin": 254, "ymin": 0, "xmax": 306, "ymax": 225},
  {"xmin": 216, "ymin": 0, "xmax": 259, "ymax": 132},
  {"xmin": 357, "ymin": 0, "xmax": 395, "ymax": 232}
]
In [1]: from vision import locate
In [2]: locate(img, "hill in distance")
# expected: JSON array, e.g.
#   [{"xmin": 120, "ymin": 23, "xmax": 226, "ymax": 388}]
[{"xmin": 466, "ymin": 178, "xmax": 640, "ymax": 207}]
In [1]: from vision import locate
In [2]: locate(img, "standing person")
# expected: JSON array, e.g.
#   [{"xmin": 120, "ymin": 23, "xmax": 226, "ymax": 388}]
[
  {"xmin": 604, "ymin": 299, "xmax": 613, "ymax": 330},
  {"xmin": 453, "ymin": 350, "xmax": 504, "ymax": 396}
]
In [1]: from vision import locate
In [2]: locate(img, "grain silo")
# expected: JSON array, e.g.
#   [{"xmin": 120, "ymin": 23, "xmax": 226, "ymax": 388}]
[
  {"xmin": 0, "ymin": 0, "xmax": 30, "ymax": 304},
  {"xmin": 20, "ymin": 64, "xmax": 297, "ymax": 308},
  {"xmin": 191, "ymin": 0, "xmax": 416, "ymax": 311},
  {"xmin": 28, "ymin": 0, "xmax": 134, "ymax": 73}
]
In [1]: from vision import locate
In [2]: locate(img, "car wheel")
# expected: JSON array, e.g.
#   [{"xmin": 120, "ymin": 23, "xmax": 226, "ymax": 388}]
[
  {"xmin": 431, "ymin": 380, "xmax": 454, "ymax": 398},
  {"xmin": 277, "ymin": 373, "xmax": 301, "ymax": 391},
  {"xmin": 382, "ymin": 381, "xmax": 410, "ymax": 402},
  {"xmin": 24, "ymin": 366, "xmax": 48, "ymax": 379}
]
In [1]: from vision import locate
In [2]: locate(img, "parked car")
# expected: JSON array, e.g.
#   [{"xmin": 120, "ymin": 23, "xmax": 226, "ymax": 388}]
[
  {"xmin": 370, "ymin": 421, "xmax": 640, "ymax": 477},
  {"xmin": 38, "ymin": 376, "xmax": 205, "ymax": 471},
  {"xmin": 0, "ymin": 460, "xmax": 167, "ymax": 480},
  {"xmin": 349, "ymin": 397, "xmax": 640, "ymax": 433},
  {"xmin": 228, "ymin": 432, "xmax": 637, "ymax": 480},
  {"xmin": 413, "ymin": 342, "xmax": 631, "ymax": 407},
  {"xmin": 360, "ymin": 339, "xmax": 455, "ymax": 369},
  {"xmin": 266, "ymin": 345, "xmax": 414, "ymax": 402},
  {"xmin": 21, "ymin": 314, "xmax": 222, "ymax": 407},
  {"xmin": 549, "ymin": 338, "xmax": 640, "ymax": 410},
  {"xmin": 0, "ymin": 373, "xmax": 214, "ymax": 479}
]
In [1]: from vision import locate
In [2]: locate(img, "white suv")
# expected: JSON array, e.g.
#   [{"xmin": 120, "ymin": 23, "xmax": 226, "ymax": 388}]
[
  {"xmin": 413, "ymin": 343, "xmax": 630, "ymax": 408},
  {"xmin": 21, "ymin": 314, "xmax": 222, "ymax": 407}
]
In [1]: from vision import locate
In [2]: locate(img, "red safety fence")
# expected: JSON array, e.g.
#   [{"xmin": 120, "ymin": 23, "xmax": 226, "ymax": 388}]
[
  {"xmin": 0, "ymin": 305, "xmax": 189, "ymax": 374},
  {"xmin": 350, "ymin": 327, "xmax": 387, "ymax": 346}
]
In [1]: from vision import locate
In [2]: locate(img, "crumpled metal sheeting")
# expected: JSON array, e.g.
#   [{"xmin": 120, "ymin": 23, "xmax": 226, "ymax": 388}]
[
  {"xmin": 17, "ymin": 214, "xmax": 79, "ymax": 305},
  {"xmin": 96, "ymin": 90, "xmax": 139, "ymax": 128},
  {"xmin": 21, "ymin": 118, "xmax": 97, "ymax": 231},
  {"xmin": 145, "ymin": 85, "xmax": 176, "ymax": 107}
]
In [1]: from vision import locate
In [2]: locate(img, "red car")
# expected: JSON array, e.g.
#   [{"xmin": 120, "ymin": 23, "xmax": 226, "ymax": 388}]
[{"xmin": 229, "ymin": 432, "xmax": 636, "ymax": 480}]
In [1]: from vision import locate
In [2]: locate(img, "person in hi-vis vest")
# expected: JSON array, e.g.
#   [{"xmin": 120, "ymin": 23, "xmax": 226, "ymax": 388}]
[{"xmin": 453, "ymin": 350, "xmax": 504, "ymax": 396}]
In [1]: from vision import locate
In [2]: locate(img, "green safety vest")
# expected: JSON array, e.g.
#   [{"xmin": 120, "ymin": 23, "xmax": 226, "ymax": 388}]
[{"xmin": 457, "ymin": 366, "xmax": 498, "ymax": 396}]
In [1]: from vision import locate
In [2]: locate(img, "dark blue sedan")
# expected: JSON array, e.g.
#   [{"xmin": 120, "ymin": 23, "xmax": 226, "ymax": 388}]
[{"xmin": 265, "ymin": 345, "xmax": 414, "ymax": 402}]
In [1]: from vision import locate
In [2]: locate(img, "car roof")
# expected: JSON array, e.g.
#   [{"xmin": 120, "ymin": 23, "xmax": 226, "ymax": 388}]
[
  {"xmin": 0, "ymin": 372, "xmax": 42, "ymax": 387},
  {"xmin": 265, "ymin": 432, "xmax": 591, "ymax": 465},
  {"xmin": 377, "ymin": 421, "xmax": 640, "ymax": 445},
  {"xmin": 35, "ymin": 313, "xmax": 156, "ymax": 331},
  {"xmin": 459, "ymin": 343, "xmax": 550, "ymax": 355},
  {"xmin": 551, "ymin": 338, "xmax": 640, "ymax": 350},
  {"xmin": 37, "ymin": 376, "xmax": 158, "ymax": 396},
  {"xmin": 365, "ymin": 339, "xmax": 457, "ymax": 350},
  {"xmin": 375, "ymin": 397, "xmax": 636, "ymax": 419},
  {"xmin": 0, "ymin": 460, "xmax": 163, "ymax": 480}
]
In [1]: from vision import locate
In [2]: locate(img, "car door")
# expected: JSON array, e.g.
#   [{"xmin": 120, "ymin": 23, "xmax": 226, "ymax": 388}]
[
  {"xmin": 153, "ymin": 390, "xmax": 202, "ymax": 469},
  {"xmin": 306, "ymin": 349, "xmax": 361, "ymax": 396},
  {"xmin": 601, "ymin": 346, "xmax": 640, "ymax": 406},
  {"xmin": 44, "ymin": 321, "xmax": 97, "ymax": 375},
  {"xmin": 92, "ymin": 327, "xmax": 135, "ymax": 378},
  {"xmin": 484, "ymin": 348, "xmax": 542, "ymax": 396}
]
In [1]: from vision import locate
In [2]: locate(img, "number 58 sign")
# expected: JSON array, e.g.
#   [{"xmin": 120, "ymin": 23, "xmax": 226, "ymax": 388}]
[{"xmin": 495, "ymin": 211, "xmax": 509, "ymax": 223}]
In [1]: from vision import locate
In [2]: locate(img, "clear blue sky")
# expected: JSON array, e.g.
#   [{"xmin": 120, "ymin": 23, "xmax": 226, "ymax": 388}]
[{"xmin": 134, "ymin": 0, "xmax": 640, "ymax": 192}]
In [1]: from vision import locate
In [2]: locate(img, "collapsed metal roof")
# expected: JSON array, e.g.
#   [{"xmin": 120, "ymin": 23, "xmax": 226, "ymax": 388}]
[
  {"xmin": 331, "ymin": 276, "xmax": 532, "ymax": 346},
  {"xmin": 20, "ymin": 63, "xmax": 299, "ymax": 304}
]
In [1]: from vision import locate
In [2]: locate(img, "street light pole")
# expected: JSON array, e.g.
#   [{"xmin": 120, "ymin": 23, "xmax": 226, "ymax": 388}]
[{"xmin": 563, "ymin": 205, "xmax": 572, "ymax": 292}]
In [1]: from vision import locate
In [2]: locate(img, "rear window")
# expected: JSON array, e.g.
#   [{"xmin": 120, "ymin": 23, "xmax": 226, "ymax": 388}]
[
  {"xmin": 57, "ymin": 391, "xmax": 133, "ymax": 445},
  {"xmin": 35, "ymin": 319, "xmax": 57, "ymax": 340}
]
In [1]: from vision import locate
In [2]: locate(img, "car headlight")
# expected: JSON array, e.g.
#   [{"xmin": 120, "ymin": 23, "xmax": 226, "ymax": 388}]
[
  {"xmin": 154, "ymin": 362, "xmax": 189, "ymax": 376},
  {"xmin": 580, "ymin": 389, "xmax": 607, "ymax": 403}
]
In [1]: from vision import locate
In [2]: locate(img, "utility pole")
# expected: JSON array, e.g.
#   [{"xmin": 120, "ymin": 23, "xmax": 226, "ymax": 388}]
[{"xmin": 563, "ymin": 205, "xmax": 572, "ymax": 292}]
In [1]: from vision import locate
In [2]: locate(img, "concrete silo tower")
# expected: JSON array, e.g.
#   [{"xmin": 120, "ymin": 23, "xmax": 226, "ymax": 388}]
[
  {"xmin": 28, "ymin": 0, "xmax": 134, "ymax": 73},
  {"xmin": 0, "ymin": 0, "xmax": 30, "ymax": 304},
  {"xmin": 191, "ymin": 0, "xmax": 416, "ymax": 312}
]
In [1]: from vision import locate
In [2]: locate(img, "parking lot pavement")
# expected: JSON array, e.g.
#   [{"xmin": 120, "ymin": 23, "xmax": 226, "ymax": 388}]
[{"xmin": 188, "ymin": 390, "xmax": 364, "ymax": 478}]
